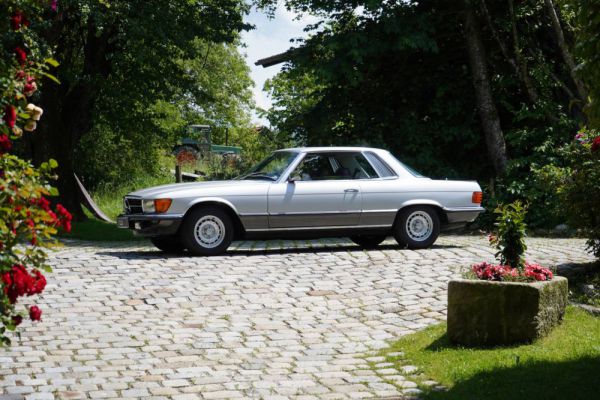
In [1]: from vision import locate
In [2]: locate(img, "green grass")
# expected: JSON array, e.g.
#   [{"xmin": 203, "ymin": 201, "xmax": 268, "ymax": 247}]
[
  {"xmin": 60, "ymin": 218, "xmax": 144, "ymax": 241},
  {"xmin": 93, "ymin": 174, "xmax": 174, "ymax": 220},
  {"xmin": 380, "ymin": 307, "xmax": 600, "ymax": 400},
  {"xmin": 61, "ymin": 174, "xmax": 174, "ymax": 241}
]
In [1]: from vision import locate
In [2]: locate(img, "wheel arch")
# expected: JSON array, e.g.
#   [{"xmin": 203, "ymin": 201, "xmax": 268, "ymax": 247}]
[
  {"xmin": 394, "ymin": 200, "xmax": 448, "ymax": 227},
  {"xmin": 183, "ymin": 199, "xmax": 245, "ymax": 239}
]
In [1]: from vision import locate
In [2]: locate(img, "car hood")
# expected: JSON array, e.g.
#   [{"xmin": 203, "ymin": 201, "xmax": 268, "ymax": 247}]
[{"xmin": 127, "ymin": 180, "xmax": 267, "ymax": 198}]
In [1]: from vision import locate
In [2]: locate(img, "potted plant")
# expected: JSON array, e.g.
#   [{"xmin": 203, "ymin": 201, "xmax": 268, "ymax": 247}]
[{"xmin": 447, "ymin": 201, "xmax": 568, "ymax": 346}]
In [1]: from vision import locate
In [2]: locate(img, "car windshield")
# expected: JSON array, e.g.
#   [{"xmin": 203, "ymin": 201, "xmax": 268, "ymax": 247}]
[{"xmin": 239, "ymin": 151, "xmax": 298, "ymax": 181}]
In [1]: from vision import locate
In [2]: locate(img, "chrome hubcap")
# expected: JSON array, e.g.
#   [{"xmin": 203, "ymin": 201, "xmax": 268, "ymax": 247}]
[
  {"xmin": 406, "ymin": 211, "xmax": 433, "ymax": 241},
  {"xmin": 194, "ymin": 215, "xmax": 225, "ymax": 248}
]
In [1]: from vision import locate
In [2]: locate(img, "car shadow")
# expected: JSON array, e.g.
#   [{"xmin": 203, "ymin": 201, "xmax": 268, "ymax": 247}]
[{"xmin": 95, "ymin": 243, "xmax": 462, "ymax": 260}]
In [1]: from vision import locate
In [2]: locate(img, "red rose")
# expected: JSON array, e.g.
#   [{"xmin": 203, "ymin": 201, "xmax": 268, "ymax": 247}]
[
  {"xmin": 30, "ymin": 270, "xmax": 46, "ymax": 295},
  {"xmin": 3, "ymin": 105, "xmax": 17, "ymax": 128},
  {"xmin": 55, "ymin": 204, "xmax": 73, "ymax": 232},
  {"xmin": 15, "ymin": 47, "xmax": 27, "ymax": 66},
  {"xmin": 15, "ymin": 70, "xmax": 26, "ymax": 80},
  {"xmin": 29, "ymin": 305, "xmax": 42, "ymax": 321},
  {"xmin": 35, "ymin": 196, "xmax": 51, "ymax": 211},
  {"xmin": 0, "ymin": 134, "xmax": 12, "ymax": 154},
  {"xmin": 592, "ymin": 137, "xmax": 600, "ymax": 153},
  {"xmin": 12, "ymin": 315, "xmax": 23, "ymax": 326},
  {"xmin": 11, "ymin": 11, "xmax": 23, "ymax": 30}
]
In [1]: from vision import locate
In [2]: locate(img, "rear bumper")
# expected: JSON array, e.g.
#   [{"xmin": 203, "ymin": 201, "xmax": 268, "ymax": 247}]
[
  {"xmin": 116, "ymin": 214, "xmax": 184, "ymax": 237},
  {"xmin": 442, "ymin": 206, "xmax": 485, "ymax": 229}
]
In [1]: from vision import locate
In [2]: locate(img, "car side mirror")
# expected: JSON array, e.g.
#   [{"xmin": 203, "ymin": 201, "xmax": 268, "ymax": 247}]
[{"xmin": 288, "ymin": 174, "xmax": 302, "ymax": 183}]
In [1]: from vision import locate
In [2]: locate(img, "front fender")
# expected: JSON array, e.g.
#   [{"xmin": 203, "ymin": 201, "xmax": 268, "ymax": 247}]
[{"xmin": 186, "ymin": 197, "xmax": 240, "ymax": 215}]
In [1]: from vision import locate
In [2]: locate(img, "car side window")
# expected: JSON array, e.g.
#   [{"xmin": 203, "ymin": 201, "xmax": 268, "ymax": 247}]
[
  {"xmin": 364, "ymin": 152, "xmax": 397, "ymax": 178},
  {"xmin": 293, "ymin": 152, "xmax": 380, "ymax": 180}
]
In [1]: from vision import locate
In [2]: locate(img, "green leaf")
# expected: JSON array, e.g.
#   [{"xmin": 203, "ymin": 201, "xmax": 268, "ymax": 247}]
[
  {"xmin": 49, "ymin": 159, "xmax": 58, "ymax": 169},
  {"xmin": 40, "ymin": 72, "xmax": 61, "ymax": 84},
  {"xmin": 45, "ymin": 58, "xmax": 60, "ymax": 67}
]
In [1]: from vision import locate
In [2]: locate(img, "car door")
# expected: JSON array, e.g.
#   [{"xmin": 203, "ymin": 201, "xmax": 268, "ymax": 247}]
[
  {"xmin": 356, "ymin": 151, "xmax": 402, "ymax": 227},
  {"xmin": 267, "ymin": 152, "xmax": 362, "ymax": 228}
]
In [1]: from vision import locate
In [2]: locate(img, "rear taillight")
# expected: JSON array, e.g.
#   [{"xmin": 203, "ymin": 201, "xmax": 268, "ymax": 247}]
[{"xmin": 472, "ymin": 191, "xmax": 483, "ymax": 204}]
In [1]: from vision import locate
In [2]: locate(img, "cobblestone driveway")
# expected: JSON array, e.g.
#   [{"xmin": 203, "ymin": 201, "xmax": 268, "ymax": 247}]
[{"xmin": 1, "ymin": 235, "xmax": 594, "ymax": 400}]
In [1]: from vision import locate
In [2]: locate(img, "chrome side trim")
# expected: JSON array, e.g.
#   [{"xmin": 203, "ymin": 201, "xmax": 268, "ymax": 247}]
[
  {"xmin": 362, "ymin": 209, "xmax": 398, "ymax": 213},
  {"xmin": 443, "ymin": 206, "xmax": 485, "ymax": 212},
  {"xmin": 245, "ymin": 224, "xmax": 392, "ymax": 232},
  {"xmin": 120, "ymin": 213, "xmax": 184, "ymax": 221},
  {"xmin": 270, "ymin": 210, "xmax": 361, "ymax": 216}
]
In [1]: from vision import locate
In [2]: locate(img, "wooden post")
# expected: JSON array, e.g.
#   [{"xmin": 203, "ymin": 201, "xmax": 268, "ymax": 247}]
[{"xmin": 175, "ymin": 165, "xmax": 182, "ymax": 183}]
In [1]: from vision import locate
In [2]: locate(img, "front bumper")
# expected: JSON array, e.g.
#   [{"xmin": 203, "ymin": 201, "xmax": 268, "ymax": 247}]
[{"xmin": 116, "ymin": 214, "xmax": 184, "ymax": 237}]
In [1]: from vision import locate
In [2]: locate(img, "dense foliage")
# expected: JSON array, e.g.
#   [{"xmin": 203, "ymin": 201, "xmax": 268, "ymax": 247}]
[
  {"xmin": 538, "ymin": 129, "xmax": 600, "ymax": 259},
  {"xmin": 1, "ymin": 0, "xmax": 71, "ymax": 345},
  {"xmin": 571, "ymin": 0, "xmax": 600, "ymax": 127},
  {"xmin": 15, "ymin": 0, "xmax": 257, "ymax": 218},
  {"xmin": 258, "ymin": 0, "xmax": 588, "ymax": 229}
]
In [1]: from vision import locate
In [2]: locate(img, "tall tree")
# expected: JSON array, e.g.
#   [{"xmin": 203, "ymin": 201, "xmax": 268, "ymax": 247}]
[
  {"xmin": 463, "ymin": 0, "xmax": 507, "ymax": 175},
  {"xmin": 30, "ymin": 0, "xmax": 250, "ymax": 219}
]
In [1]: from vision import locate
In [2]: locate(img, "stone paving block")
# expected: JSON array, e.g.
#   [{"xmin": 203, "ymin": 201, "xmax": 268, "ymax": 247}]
[{"xmin": 1, "ymin": 236, "xmax": 592, "ymax": 399}]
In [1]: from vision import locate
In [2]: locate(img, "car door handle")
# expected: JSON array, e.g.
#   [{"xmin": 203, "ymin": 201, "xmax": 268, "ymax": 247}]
[{"xmin": 344, "ymin": 188, "xmax": 359, "ymax": 193}]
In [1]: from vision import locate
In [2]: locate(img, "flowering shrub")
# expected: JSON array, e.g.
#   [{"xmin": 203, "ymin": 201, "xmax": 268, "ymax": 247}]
[
  {"xmin": 1, "ymin": 1, "xmax": 68, "ymax": 345},
  {"xmin": 471, "ymin": 261, "xmax": 553, "ymax": 282},
  {"xmin": 536, "ymin": 128, "xmax": 600, "ymax": 260},
  {"xmin": 469, "ymin": 201, "xmax": 553, "ymax": 282}
]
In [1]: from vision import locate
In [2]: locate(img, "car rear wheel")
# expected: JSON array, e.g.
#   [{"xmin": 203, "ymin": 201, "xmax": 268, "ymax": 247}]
[
  {"xmin": 350, "ymin": 235, "xmax": 387, "ymax": 249},
  {"xmin": 150, "ymin": 236, "xmax": 185, "ymax": 253},
  {"xmin": 181, "ymin": 207, "xmax": 233, "ymax": 256},
  {"xmin": 394, "ymin": 206, "xmax": 440, "ymax": 249}
]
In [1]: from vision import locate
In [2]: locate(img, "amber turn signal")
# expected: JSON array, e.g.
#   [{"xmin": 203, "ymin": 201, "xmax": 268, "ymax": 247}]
[
  {"xmin": 472, "ymin": 191, "xmax": 483, "ymax": 204},
  {"xmin": 154, "ymin": 199, "xmax": 172, "ymax": 213}
]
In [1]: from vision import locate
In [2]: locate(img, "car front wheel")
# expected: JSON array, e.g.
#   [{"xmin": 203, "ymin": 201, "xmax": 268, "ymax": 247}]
[
  {"xmin": 181, "ymin": 207, "xmax": 234, "ymax": 256},
  {"xmin": 350, "ymin": 235, "xmax": 387, "ymax": 249},
  {"xmin": 394, "ymin": 206, "xmax": 440, "ymax": 249}
]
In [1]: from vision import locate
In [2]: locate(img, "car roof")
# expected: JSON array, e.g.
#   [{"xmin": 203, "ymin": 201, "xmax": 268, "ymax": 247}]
[{"xmin": 275, "ymin": 146, "xmax": 387, "ymax": 153}]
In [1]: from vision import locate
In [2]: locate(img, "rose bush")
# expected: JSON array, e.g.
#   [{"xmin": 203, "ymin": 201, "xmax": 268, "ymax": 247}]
[
  {"xmin": 1, "ymin": 0, "xmax": 68, "ymax": 345},
  {"xmin": 536, "ymin": 128, "xmax": 600, "ymax": 260}
]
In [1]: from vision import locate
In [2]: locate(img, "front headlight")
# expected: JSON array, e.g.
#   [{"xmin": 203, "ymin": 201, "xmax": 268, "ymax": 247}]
[
  {"xmin": 142, "ymin": 199, "xmax": 172, "ymax": 213},
  {"xmin": 142, "ymin": 199, "xmax": 155, "ymax": 213}
]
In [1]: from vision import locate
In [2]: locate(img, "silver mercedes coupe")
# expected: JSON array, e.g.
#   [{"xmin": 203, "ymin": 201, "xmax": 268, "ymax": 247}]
[{"xmin": 117, "ymin": 147, "xmax": 484, "ymax": 255}]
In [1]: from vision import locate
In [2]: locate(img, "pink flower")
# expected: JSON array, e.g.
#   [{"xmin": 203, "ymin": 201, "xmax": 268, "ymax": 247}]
[
  {"xmin": 524, "ymin": 262, "xmax": 553, "ymax": 281},
  {"xmin": 50, "ymin": 0, "xmax": 58, "ymax": 12}
]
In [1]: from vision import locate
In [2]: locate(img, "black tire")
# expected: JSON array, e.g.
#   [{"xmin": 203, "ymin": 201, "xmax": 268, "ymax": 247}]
[
  {"xmin": 350, "ymin": 235, "xmax": 387, "ymax": 249},
  {"xmin": 150, "ymin": 236, "xmax": 186, "ymax": 253},
  {"xmin": 181, "ymin": 206, "xmax": 234, "ymax": 256},
  {"xmin": 394, "ymin": 206, "xmax": 440, "ymax": 249}
]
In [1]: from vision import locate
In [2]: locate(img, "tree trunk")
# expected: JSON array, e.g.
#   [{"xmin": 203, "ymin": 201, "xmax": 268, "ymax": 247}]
[
  {"xmin": 463, "ymin": 0, "xmax": 508, "ymax": 176},
  {"xmin": 30, "ymin": 16, "xmax": 115, "ymax": 221},
  {"xmin": 544, "ymin": 0, "xmax": 588, "ymax": 102}
]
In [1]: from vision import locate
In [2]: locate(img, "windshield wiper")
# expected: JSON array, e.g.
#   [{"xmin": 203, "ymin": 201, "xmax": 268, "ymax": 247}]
[{"xmin": 241, "ymin": 172, "xmax": 277, "ymax": 181}]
